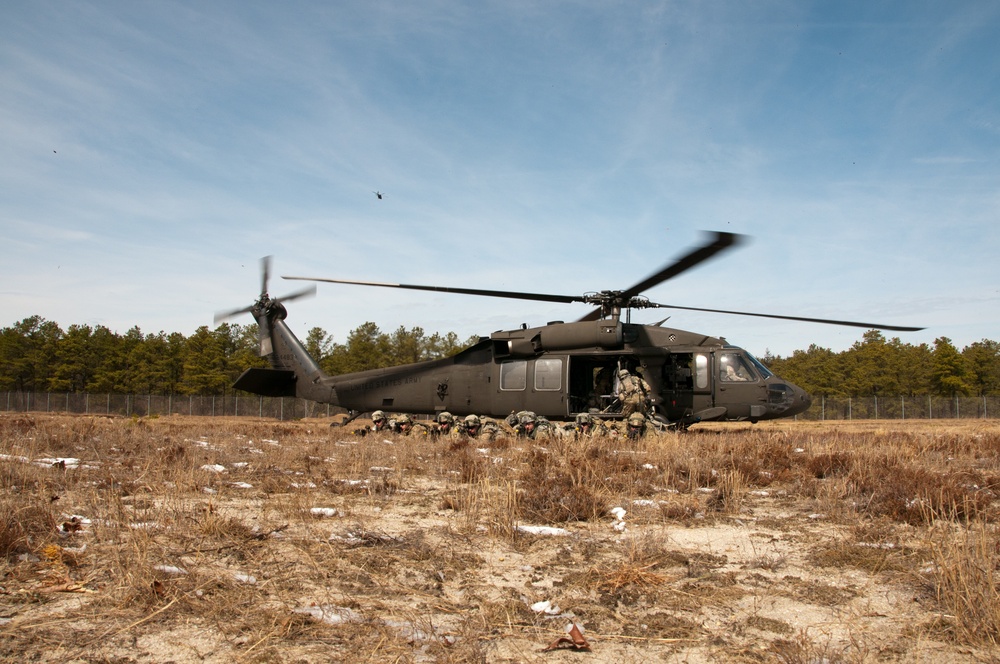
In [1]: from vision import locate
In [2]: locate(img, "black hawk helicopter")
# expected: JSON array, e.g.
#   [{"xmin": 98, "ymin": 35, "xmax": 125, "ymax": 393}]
[{"xmin": 216, "ymin": 231, "xmax": 922, "ymax": 429}]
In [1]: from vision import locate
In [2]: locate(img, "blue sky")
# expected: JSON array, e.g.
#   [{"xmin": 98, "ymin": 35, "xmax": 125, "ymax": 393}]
[{"xmin": 2, "ymin": 1, "xmax": 998, "ymax": 358}]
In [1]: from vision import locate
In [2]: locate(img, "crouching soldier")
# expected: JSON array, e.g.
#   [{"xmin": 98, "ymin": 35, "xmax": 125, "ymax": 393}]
[
  {"xmin": 452, "ymin": 414, "xmax": 501, "ymax": 441},
  {"xmin": 507, "ymin": 411, "xmax": 552, "ymax": 440},
  {"xmin": 455, "ymin": 414, "xmax": 483, "ymax": 439},
  {"xmin": 390, "ymin": 413, "xmax": 430, "ymax": 436},
  {"xmin": 619, "ymin": 412, "xmax": 653, "ymax": 440},
  {"xmin": 371, "ymin": 410, "xmax": 391, "ymax": 433},
  {"xmin": 564, "ymin": 412, "xmax": 607, "ymax": 438},
  {"xmin": 432, "ymin": 411, "xmax": 457, "ymax": 438}
]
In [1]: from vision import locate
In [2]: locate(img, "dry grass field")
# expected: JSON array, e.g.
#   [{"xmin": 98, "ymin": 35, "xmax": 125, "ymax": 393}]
[{"xmin": 3, "ymin": 413, "xmax": 1000, "ymax": 663}]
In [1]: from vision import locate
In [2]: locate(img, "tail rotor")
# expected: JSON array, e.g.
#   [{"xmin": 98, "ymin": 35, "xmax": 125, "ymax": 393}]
[{"xmin": 214, "ymin": 256, "xmax": 316, "ymax": 356}]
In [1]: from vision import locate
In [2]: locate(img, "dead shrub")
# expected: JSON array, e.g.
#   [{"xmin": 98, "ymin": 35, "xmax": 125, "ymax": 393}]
[
  {"xmin": 809, "ymin": 452, "xmax": 852, "ymax": 478},
  {"xmin": 929, "ymin": 521, "xmax": 1000, "ymax": 647},
  {"xmin": 849, "ymin": 460, "xmax": 996, "ymax": 524},
  {"xmin": 0, "ymin": 498, "xmax": 57, "ymax": 558}
]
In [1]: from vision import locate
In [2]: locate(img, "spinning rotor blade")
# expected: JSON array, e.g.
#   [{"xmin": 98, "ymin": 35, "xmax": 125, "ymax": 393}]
[
  {"xmin": 578, "ymin": 230, "xmax": 746, "ymax": 321},
  {"xmin": 644, "ymin": 302, "xmax": 924, "ymax": 332},
  {"xmin": 260, "ymin": 255, "xmax": 271, "ymax": 296},
  {"xmin": 282, "ymin": 276, "xmax": 582, "ymax": 305},
  {"xmin": 214, "ymin": 304, "xmax": 254, "ymax": 325},
  {"xmin": 623, "ymin": 231, "xmax": 745, "ymax": 299},
  {"xmin": 277, "ymin": 284, "xmax": 317, "ymax": 304}
]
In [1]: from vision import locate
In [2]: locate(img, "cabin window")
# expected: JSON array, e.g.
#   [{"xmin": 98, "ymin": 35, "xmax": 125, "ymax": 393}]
[
  {"xmin": 694, "ymin": 354, "xmax": 709, "ymax": 389},
  {"xmin": 500, "ymin": 360, "xmax": 527, "ymax": 391},
  {"xmin": 719, "ymin": 352, "xmax": 757, "ymax": 382},
  {"xmin": 534, "ymin": 358, "xmax": 562, "ymax": 391}
]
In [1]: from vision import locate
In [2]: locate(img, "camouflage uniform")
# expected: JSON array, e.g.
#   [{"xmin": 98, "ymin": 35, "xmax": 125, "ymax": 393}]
[
  {"xmin": 534, "ymin": 416, "xmax": 557, "ymax": 439},
  {"xmin": 371, "ymin": 410, "xmax": 390, "ymax": 433},
  {"xmin": 454, "ymin": 414, "xmax": 479, "ymax": 438},
  {"xmin": 451, "ymin": 414, "xmax": 502, "ymax": 441},
  {"xmin": 563, "ymin": 412, "xmax": 608, "ymax": 438},
  {"xmin": 432, "ymin": 411, "xmax": 457, "ymax": 438},
  {"xmin": 389, "ymin": 413, "xmax": 430, "ymax": 436},
  {"xmin": 617, "ymin": 368, "xmax": 651, "ymax": 417},
  {"xmin": 508, "ymin": 410, "xmax": 545, "ymax": 439},
  {"xmin": 619, "ymin": 412, "xmax": 653, "ymax": 440}
]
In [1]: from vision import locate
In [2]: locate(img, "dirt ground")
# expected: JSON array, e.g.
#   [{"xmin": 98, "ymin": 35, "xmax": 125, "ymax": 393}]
[{"xmin": 2, "ymin": 414, "xmax": 999, "ymax": 663}]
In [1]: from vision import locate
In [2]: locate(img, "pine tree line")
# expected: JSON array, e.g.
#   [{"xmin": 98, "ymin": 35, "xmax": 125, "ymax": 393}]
[
  {"xmin": 765, "ymin": 330, "xmax": 1000, "ymax": 398},
  {"xmin": 0, "ymin": 315, "xmax": 477, "ymax": 396},
  {"xmin": 2, "ymin": 316, "xmax": 998, "ymax": 398}
]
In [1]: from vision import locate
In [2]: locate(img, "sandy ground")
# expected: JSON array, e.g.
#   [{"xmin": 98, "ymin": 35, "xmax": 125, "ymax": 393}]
[{"xmin": 2, "ymin": 414, "xmax": 999, "ymax": 663}]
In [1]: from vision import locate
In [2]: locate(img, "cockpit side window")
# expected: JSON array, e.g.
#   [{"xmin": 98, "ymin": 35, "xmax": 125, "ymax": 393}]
[
  {"xmin": 719, "ymin": 352, "xmax": 757, "ymax": 382},
  {"xmin": 694, "ymin": 354, "xmax": 709, "ymax": 389}
]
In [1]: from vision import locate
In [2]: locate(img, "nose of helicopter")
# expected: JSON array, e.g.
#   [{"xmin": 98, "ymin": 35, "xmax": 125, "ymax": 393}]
[{"xmin": 784, "ymin": 382, "xmax": 813, "ymax": 417}]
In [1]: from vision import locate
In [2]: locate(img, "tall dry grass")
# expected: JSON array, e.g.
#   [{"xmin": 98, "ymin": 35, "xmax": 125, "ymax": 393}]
[{"xmin": 2, "ymin": 413, "xmax": 1000, "ymax": 661}]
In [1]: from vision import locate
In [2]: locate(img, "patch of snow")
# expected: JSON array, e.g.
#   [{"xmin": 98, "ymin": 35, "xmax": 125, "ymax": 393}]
[
  {"xmin": 517, "ymin": 525, "xmax": 571, "ymax": 537},
  {"xmin": 310, "ymin": 507, "xmax": 340, "ymax": 518},
  {"xmin": 154, "ymin": 565, "xmax": 187, "ymax": 575}
]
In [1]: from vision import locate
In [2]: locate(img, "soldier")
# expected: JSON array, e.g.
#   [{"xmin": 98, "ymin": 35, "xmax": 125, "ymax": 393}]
[
  {"xmin": 433, "ymin": 411, "xmax": 457, "ymax": 437},
  {"xmin": 591, "ymin": 366, "xmax": 615, "ymax": 409},
  {"xmin": 455, "ymin": 414, "xmax": 483, "ymax": 438},
  {"xmin": 535, "ymin": 415, "xmax": 557, "ymax": 438},
  {"xmin": 617, "ymin": 367, "xmax": 651, "ymax": 417},
  {"xmin": 371, "ymin": 410, "xmax": 390, "ymax": 433},
  {"xmin": 511, "ymin": 410, "xmax": 539, "ymax": 439},
  {"xmin": 621, "ymin": 412, "xmax": 652, "ymax": 440},
  {"xmin": 564, "ymin": 412, "xmax": 606, "ymax": 438},
  {"xmin": 390, "ymin": 413, "xmax": 429, "ymax": 436}
]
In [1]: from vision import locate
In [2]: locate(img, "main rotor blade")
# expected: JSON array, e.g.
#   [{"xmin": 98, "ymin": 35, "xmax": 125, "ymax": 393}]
[
  {"xmin": 282, "ymin": 276, "xmax": 583, "ymax": 305},
  {"xmin": 275, "ymin": 284, "xmax": 317, "ymax": 303},
  {"xmin": 260, "ymin": 255, "xmax": 272, "ymax": 296},
  {"xmin": 214, "ymin": 304, "xmax": 253, "ymax": 325},
  {"xmin": 577, "ymin": 230, "xmax": 746, "ymax": 321},
  {"xmin": 647, "ymin": 302, "xmax": 924, "ymax": 331},
  {"xmin": 622, "ymin": 231, "xmax": 745, "ymax": 299}
]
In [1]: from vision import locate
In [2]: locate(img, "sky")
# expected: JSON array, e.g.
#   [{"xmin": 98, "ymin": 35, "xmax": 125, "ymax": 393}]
[{"xmin": 2, "ymin": 1, "xmax": 998, "ymax": 359}]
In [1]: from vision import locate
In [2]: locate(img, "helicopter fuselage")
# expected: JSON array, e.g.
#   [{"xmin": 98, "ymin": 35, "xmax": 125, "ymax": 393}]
[{"xmin": 235, "ymin": 312, "xmax": 812, "ymax": 426}]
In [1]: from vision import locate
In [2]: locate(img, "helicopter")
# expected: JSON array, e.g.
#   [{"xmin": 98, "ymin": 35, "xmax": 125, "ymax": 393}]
[{"xmin": 216, "ymin": 231, "xmax": 923, "ymax": 429}]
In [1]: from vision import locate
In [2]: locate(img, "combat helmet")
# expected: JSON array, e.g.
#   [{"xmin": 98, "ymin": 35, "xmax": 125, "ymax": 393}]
[
  {"xmin": 464, "ymin": 414, "xmax": 481, "ymax": 427},
  {"xmin": 436, "ymin": 411, "xmax": 454, "ymax": 424},
  {"xmin": 627, "ymin": 412, "xmax": 646, "ymax": 426},
  {"xmin": 371, "ymin": 410, "xmax": 386, "ymax": 422}
]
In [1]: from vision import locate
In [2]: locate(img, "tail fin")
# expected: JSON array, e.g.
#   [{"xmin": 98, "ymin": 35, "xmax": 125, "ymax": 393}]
[{"xmin": 217, "ymin": 258, "xmax": 335, "ymax": 405}]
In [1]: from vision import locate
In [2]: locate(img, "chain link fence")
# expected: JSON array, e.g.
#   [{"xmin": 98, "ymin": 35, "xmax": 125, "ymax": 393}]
[
  {"xmin": 799, "ymin": 395, "xmax": 998, "ymax": 420},
  {"xmin": 2, "ymin": 391, "xmax": 998, "ymax": 421},
  {"xmin": 1, "ymin": 392, "xmax": 342, "ymax": 420}
]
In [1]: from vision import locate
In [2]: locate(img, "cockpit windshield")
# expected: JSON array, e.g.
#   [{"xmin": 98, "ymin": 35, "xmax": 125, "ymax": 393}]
[
  {"xmin": 721, "ymin": 346, "xmax": 774, "ymax": 381},
  {"xmin": 744, "ymin": 351, "xmax": 773, "ymax": 379}
]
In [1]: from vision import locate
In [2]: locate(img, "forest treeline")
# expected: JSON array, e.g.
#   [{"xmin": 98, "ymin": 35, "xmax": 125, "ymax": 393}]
[
  {"xmin": 1, "ymin": 316, "xmax": 998, "ymax": 398},
  {"xmin": 0, "ymin": 315, "xmax": 476, "ymax": 396}
]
